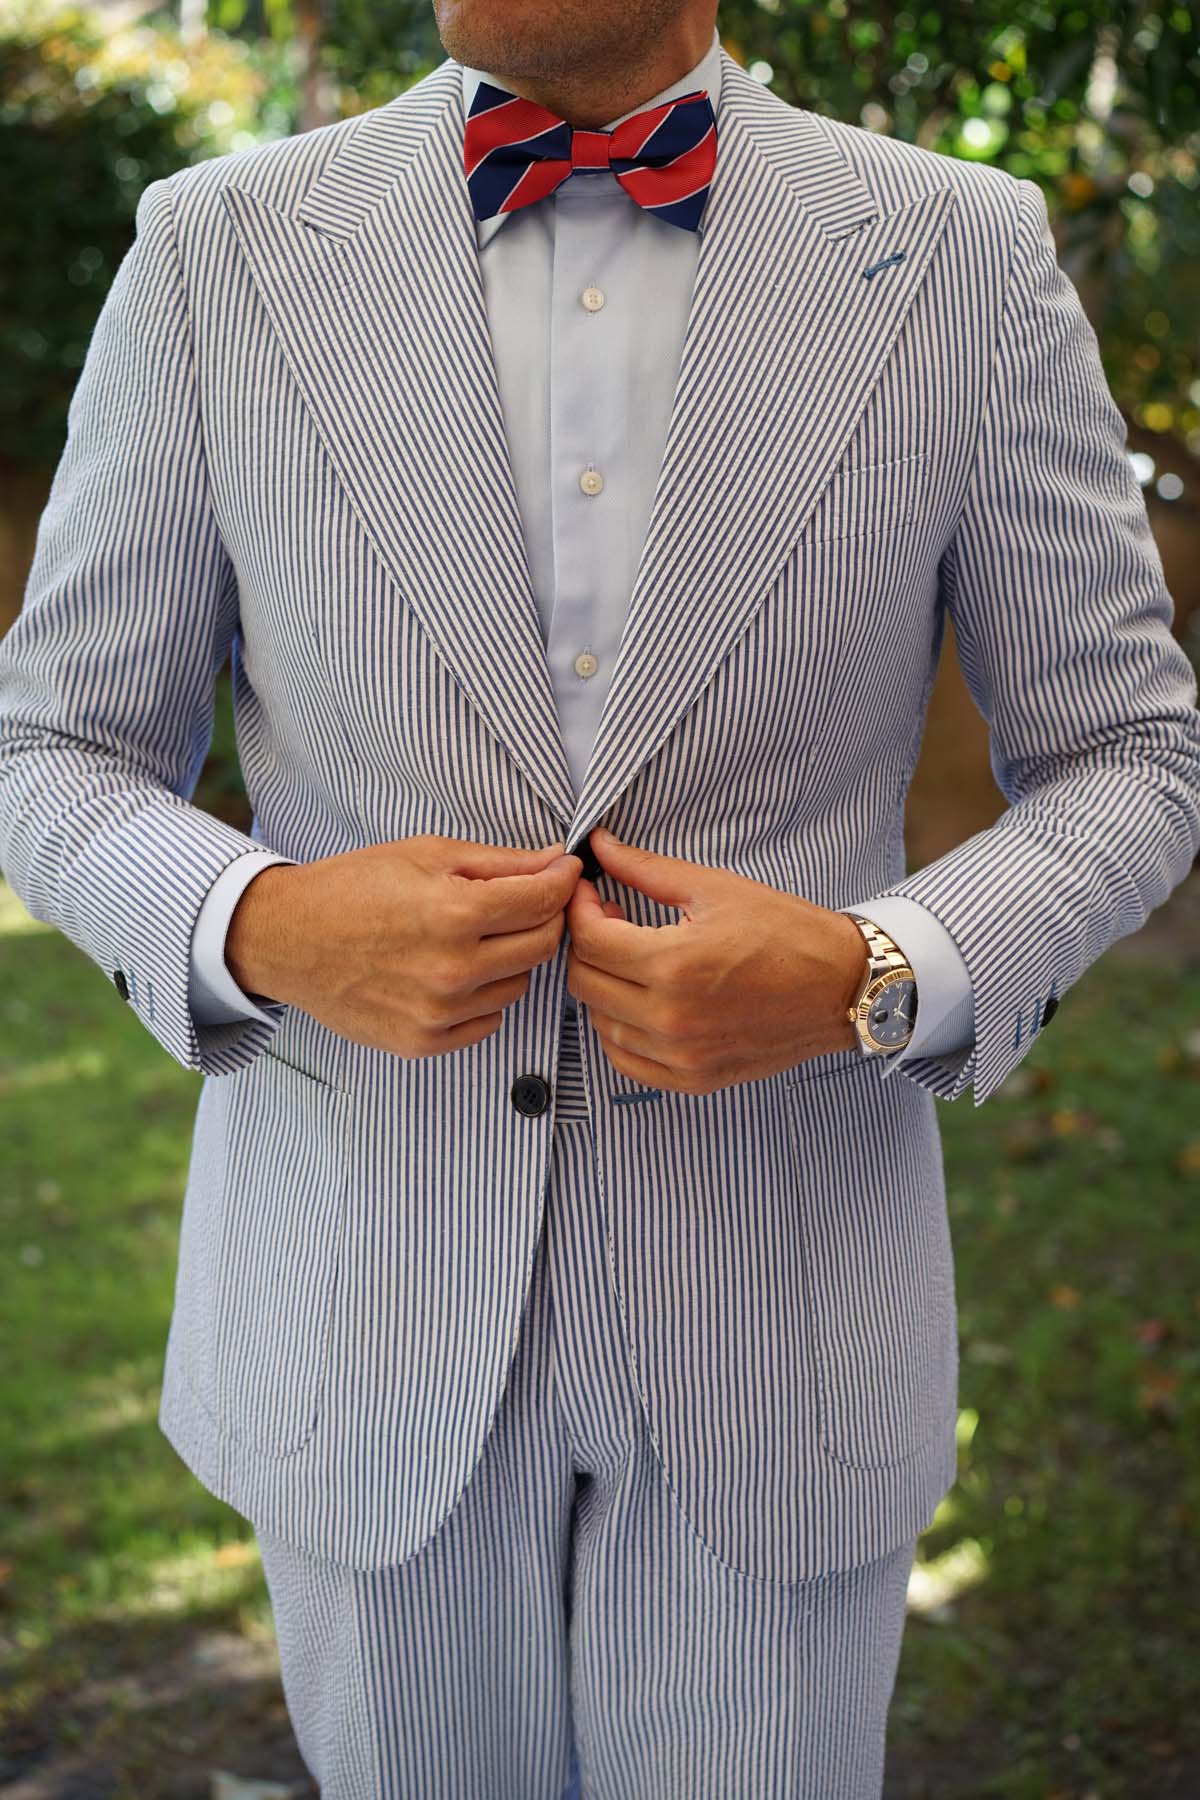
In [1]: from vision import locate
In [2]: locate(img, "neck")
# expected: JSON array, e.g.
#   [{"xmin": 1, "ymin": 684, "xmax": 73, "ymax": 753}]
[{"xmin": 491, "ymin": 20, "xmax": 715, "ymax": 129}]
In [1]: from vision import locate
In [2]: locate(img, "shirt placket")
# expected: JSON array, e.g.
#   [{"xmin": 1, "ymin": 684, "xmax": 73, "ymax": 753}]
[{"xmin": 547, "ymin": 171, "xmax": 632, "ymax": 1030}]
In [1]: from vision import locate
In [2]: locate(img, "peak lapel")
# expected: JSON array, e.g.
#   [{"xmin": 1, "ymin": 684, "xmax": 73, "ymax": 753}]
[
  {"xmin": 220, "ymin": 58, "xmax": 579, "ymax": 826},
  {"xmin": 568, "ymin": 51, "xmax": 957, "ymax": 844}
]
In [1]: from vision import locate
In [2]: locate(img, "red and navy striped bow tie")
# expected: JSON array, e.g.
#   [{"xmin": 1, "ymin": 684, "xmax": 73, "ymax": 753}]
[{"xmin": 464, "ymin": 81, "xmax": 718, "ymax": 234}]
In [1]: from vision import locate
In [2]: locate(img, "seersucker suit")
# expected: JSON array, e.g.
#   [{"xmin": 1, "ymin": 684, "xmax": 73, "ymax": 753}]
[{"xmin": 2, "ymin": 27, "xmax": 1199, "ymax": 1798}]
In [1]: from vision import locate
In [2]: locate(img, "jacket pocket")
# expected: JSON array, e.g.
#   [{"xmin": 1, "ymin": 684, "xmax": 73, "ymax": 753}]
[
  {"xmin": 785, "ymin": 1057, "xmax": 958, "ymax": 1468},
  {"xmin": 802, "ymin": 452, "xmax": 929, "ymax": 546},
  {"xmin": 178, "ymin": 1050, "xmax": 351, "ymax": 1457}
]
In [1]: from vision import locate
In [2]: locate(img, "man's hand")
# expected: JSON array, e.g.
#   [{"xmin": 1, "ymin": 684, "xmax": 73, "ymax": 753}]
[
  {"xmin": 565, "ymin": 825, "xmax": 870, "ymax": 1094},
  {"xmin": 226, "ymin": 835, "xmax": 583, "ymax": 1060}
]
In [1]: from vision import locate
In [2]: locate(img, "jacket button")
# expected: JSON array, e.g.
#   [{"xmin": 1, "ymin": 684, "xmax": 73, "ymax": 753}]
[
  {"xmin": 511, "ymin": 1073, "xmax": 551, "ymax": 1117},
  {"xmin": 113, "ymin": 969, "xmax": 130, "ymax": 1001},
  {"xmin": 573, "ymin": 833, "xmax": 603, "ymax": 884},
  {"xmin": 1041, "ymin": 994, "xmax": 1059, "ymax": 1028}
]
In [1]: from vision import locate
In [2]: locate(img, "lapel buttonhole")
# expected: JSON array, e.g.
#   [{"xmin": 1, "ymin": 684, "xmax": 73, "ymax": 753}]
[{"xmin": 863, "ymin": 249, "xmax": 907, "ymax": 281}]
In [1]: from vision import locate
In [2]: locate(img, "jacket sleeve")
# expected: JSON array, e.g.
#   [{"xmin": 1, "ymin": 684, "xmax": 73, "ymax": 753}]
[
  {"xmin": 862, "ymin": 175, "xmax": 1200, "ymax": 1108},
  {"xmin": 0, "ymin": 174, "xmax": 296, "ymax": 1077}
]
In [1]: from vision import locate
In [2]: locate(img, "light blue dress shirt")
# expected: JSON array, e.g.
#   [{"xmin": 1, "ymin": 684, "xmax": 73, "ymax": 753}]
[{"xmin": 188, "ymin": 25, "xmax": 975, "ymax": 1073}]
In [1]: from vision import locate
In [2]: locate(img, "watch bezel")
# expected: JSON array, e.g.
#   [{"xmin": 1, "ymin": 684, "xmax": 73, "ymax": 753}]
[{"xmin": 853, "ymin": 968, "xmax": 917, "ymax": 1053}]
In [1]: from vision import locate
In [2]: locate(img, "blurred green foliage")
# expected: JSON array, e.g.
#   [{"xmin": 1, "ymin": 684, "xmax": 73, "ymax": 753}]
[
  {"xmin": 210, "ymin": 0, "xmax": 444, "ymax": 110},
  {"xmin": 1, "ymin": 0, "xmax": 1198, "ymax": 473},
  {"xmin": 716, "ymin": 0, "xmax": 1200, "ymax": 459},
  {"xmin": 0, "ymin": 0, "xmax": 276, "ymax": 467}
]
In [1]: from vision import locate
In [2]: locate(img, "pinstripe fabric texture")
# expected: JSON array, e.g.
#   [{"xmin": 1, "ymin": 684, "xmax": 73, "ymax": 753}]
[
  {"xmin": 255, "ymin": 1040, "xmax": 919, "ymax": 1799},
  {"xmin": 1, "ymin": 50, "xmax": 1198, "ymax": 1584}
]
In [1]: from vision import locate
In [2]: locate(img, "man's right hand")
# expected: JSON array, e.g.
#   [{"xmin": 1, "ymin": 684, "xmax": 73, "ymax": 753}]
[{"xmin": 225, "ymin": 835, "xmax": 584, "ymax": 1059}]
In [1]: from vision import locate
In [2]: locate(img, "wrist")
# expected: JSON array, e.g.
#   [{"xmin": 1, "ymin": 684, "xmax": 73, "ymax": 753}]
[
  {"xmin": 226, "ymin": 863, "xmax": 304, "ymax": 1004},
  {"xmin": 842, "ymin": 912, "xmax": 920, "ymax": 1053}
]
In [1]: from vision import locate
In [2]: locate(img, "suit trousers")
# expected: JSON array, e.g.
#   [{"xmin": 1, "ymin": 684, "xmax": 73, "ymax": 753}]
[{"xmin": 255, "ymin": 1011, "xmax": 919, "ymax": 1799}]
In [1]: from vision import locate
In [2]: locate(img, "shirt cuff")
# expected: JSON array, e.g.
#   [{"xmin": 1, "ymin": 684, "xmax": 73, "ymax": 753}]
[
  {"xmin": 188, "ymin": 851, "xmax": 298, "ymax": 1026},
  {"xmin": 841, "ymin": 894, "xmax": 976, "ymax": 1081}
]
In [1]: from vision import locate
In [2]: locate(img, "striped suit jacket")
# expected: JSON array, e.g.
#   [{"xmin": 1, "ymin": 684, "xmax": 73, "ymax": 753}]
[{"xmin": 2, "ymin": 48, "xmax": 1198, "ymax": 1582}]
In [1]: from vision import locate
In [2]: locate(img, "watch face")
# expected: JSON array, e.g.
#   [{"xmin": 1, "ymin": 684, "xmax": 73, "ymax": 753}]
[{"xmin": 865, "ymin": 977, "xmax": 918, "ymax": 1049}]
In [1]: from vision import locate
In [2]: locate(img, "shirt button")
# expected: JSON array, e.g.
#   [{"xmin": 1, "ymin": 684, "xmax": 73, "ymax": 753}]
[
  {"xmin": 581, "ymin": 285, "xmax": 605, "ymax": 312},
  {"xmin": 574, "ymin": 651, "xmax": 599, "ymax": 679},
  {"xmin": 580, "ymin": 466, "xmax": 604, "ymax": 496}
]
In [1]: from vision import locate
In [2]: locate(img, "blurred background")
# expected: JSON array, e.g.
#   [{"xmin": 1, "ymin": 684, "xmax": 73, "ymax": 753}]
[{"xmin": 1, "ymin": 2, "xmax": 1198, "ymax": 1795}]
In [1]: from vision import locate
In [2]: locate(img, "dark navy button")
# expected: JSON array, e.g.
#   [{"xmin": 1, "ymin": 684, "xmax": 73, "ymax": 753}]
[
  {"xmin": 113, "ymin": 969, "xmax": 130, "ymax": 1001},
  {"xmin": 511, "ymin": 1073, "xmax": 551, "ymax": 1117},
  {"xmin": 1041, "ymin": 994, "xmax": 1059, "ymax": 1028},
  {"xmin": 572, "ymin": 833, "xmax": 603, "ymax": 884}
]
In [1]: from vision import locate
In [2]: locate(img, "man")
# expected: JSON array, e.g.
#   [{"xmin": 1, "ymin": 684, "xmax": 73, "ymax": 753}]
[{"xmin": 2, "ymin": 0, "xmax": 1198, "ymax": 1790}]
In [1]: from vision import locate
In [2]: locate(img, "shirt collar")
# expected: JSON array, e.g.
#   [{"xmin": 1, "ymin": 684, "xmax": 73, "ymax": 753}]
[{"xmin": 461, "ymin": 24, "xmax": 723, "ymax": 249}]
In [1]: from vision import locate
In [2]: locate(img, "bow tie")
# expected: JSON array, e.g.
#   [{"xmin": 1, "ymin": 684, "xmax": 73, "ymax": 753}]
[{"xmin": 464, "ymin": 81, "xmax": 718, "ymax": 234}]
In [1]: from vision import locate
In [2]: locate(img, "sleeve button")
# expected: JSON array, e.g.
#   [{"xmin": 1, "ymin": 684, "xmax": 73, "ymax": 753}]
[
  {"xmin": 113, "ymin": 969, "xmax": 130, "ymax": 1001},
  {"xmin": 1041, "ymin": 994, "xmax": 1059, "ymax": 1027}
]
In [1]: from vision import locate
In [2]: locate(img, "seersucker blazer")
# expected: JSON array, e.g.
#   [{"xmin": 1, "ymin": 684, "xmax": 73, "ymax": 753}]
[{"xmin": 1, "ymin": 48, "xmax": 1198, "ymax": 1582}]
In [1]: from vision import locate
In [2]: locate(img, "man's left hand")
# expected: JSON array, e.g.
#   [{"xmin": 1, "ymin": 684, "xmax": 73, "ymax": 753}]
[{"xmin": 565, "ymin": 825, "xmax": 870, "ymax": 1094}]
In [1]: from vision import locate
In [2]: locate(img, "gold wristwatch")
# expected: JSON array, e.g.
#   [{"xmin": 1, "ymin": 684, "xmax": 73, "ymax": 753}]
[{"xmin": 844, "ymin": 914, "xmax": 919, "ymax": 1056}]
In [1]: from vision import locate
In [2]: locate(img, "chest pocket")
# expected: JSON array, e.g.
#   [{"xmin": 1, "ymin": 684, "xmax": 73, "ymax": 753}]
[{"xmin": 802, "ymin": 452, "xmax": 929, "ymax": 546}]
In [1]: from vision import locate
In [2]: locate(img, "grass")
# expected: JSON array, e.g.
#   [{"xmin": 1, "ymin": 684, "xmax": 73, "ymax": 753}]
[
  {"xmin": 0, "ymin": 877, "xmax": 304, "ymax": 1797},
  {"xmin": 1, "ymin": 844, "xmax": 1198, "ymax": 1797},
  {"xmin": 888, "ymin": 892, "xmax": 1200, "ymax": 1798}
]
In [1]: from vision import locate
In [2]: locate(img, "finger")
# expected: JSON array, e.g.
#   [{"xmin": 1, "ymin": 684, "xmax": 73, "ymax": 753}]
[
  {"xmin": 567, "ymin": 878, "xmax": 656, "ymax": 974},
  {"xmin": 569, "ymin": 877, "xmax": 624, "ymax": 910},
  {"xmin": 589, "ymin": 1006, "xmax": 680, "ymax": 1060},
  {"xmin": 595, "ymin": 1027, "xmax": 690, "ymax": 1094},
  {"xmin": 569, "ymin": 876, "xmax": 606, "ymax": 913},
  {"xmin": 569, "ymin": 962, "xmax": 658, "ymax": 1032},
  {"xmin": 440, "ymin": 839, "xmax": 566, "ymax": 877},
  {"xmin": 472, "ymin": 855, "xmax": 583, "ymax": 935}
]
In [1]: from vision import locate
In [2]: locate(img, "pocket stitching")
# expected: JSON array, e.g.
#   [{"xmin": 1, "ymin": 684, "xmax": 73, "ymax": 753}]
[
  {"xmin": 804, "ymin": 451, "xmax": 929, "ymax": 547},
  {"xmin": 784, "ymin": 1080, "xmax": 954, "ymax": 1469},
  {"xmin": 260, "ymin": 1042, "xmax": 351, "ymax": 1097},
  {"xmin": 185, "ymin": 1059, "xmax": 352, "ymax": 1459},
  {"xmin": 785, "ymin": 1049, "xmax": 871, "ymax": 1090}
]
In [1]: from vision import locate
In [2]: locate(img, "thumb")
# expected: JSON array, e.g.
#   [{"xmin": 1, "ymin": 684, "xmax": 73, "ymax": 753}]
[{"xmin": 442, "ymin": 838, "xmax": 569, "ymax": 880}]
